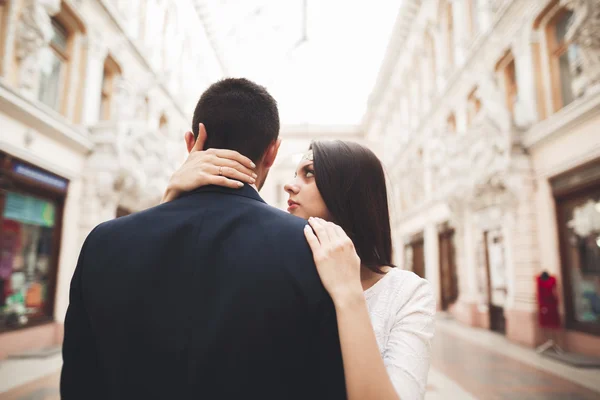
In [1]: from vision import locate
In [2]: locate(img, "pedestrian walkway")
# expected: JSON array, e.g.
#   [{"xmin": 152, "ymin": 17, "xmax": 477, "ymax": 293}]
[
  {"xmin": 1, "ymin": 316, "xmax": 599, "ymax": 399},
  {"xmin": 432, "ymin": 316, "xmax": 600, "ymax": 399}
]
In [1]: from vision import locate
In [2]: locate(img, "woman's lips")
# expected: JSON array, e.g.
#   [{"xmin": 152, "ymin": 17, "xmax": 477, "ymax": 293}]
[{"xmin": 287, "ymin": 200, "xmax": 299, "ymax": 212}]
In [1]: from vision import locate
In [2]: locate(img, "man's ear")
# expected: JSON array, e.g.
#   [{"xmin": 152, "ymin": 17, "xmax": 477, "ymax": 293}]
[
  {"xmin": 263, "ymin": 138, "xmax": 282, "ymax": 169},
  {"xmin": 185, "ymin": 123, "xmax": 208, "ymax": 153}
]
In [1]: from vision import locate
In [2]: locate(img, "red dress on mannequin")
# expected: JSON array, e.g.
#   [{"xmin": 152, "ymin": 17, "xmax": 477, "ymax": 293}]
[{"xmin": 537, "ymin": 274, "xmax": 561, "ymax": 329}]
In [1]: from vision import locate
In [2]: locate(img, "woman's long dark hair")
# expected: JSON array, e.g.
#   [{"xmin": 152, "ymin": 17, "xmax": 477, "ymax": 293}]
[{"xmin": 310, "ymin": 140, "xmax": 395, "ymax": 274}]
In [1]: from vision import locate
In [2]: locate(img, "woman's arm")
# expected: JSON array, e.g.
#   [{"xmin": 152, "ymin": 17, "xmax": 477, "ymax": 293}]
[
  {"xmin": 334, "ymin": 291, "xmax": 401, "ymax": 400},
  {"xmin": 304, "ymin": 218, "xmax": 400, "ymax": 400},
  {"xmin": 161, "ymin": 126, "xmax": 256, "ymax": 203}
]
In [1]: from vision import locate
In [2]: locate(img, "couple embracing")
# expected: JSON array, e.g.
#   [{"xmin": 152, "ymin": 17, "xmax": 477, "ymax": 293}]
[{"xmin": 61, "ymin": 78, "xmax": 435, "ymax": 400}]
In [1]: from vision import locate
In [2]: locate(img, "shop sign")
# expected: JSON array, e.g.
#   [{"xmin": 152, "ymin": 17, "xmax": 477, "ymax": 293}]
[
  {"xmin": 3, "ymin": 192, "xmax": 56, "ymax": 227},
  {"xmin": 12, "ymin": 163, "xmax": 68, "ymax": 191}
]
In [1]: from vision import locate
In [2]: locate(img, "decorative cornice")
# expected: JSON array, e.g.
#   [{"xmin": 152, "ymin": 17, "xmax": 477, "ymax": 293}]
[
  {"xmin": 0, "ymin": 78, "xmax": 93, "ymax": 153},
  {"xmin": 523, "ymin": 90, "xmax": 600, "ymax": 148}
]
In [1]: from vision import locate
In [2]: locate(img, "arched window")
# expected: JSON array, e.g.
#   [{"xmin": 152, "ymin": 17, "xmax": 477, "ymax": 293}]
[
  {"xmin": 547, "ymin": 9, "xmax": 580, "ymax": 109},
  {"xmin": 99, "ymin": 55, "xmax": 122, "ymax": 121},
  {"xmin": 37, "ymin": 2, "xmax": 86, "ymax": 118},
  {"xmin": 533, "ymin": 1, "xmax": 582, "ymax": 115}
]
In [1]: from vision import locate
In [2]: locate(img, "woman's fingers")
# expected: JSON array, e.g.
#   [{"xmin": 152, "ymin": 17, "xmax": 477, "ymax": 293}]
[
  {"xmin": 210, "ymin": 149, "xmax": 256, "ymax": 169},
  {"xmin": 216, "ymin": 158, "xmax": 257, "ymax": 181},
  {"xmin": 213, "ymin": 165, "xmax": 255, "ymax": 185},
  {"xmin": 207, "ymin": 175, "xmax": 244, "ymax": 189},
  {"xmin": 304, "ymin": 225, "xmax": 320, "ymax": 251},
  {"xmin": 309, "ymin": 217, "xmax": 331, "ymax": 244}
]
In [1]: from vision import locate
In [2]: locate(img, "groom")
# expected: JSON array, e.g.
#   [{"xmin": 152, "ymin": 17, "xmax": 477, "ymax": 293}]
[{"xmin": 60, "ymin": 78, "xmax": 347, "ymax": 399}]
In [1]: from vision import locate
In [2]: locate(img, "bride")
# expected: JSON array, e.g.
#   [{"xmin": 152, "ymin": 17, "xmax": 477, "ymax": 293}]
[{"xmin": 162, "ymin": 124, "xmax": 436, "ymax": 400}]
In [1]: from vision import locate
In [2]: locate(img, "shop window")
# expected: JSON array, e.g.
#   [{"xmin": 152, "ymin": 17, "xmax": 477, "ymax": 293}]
[
  {"xmin": 99, "ymin": 55, "xmax": 122, "ymax": 121},
  {"xmin": 495, "ymin": 50, "xmax": 518, "ymax": 117},
  {"xmin": 0, "ymin": 192, "xmax": 59, "ymax": 330},
  {"xmin": 0, "ymin": 152, "xmax": 67, "ymax": 331},
  {"xmin": 554, "ymin": 161, "xmax": 600, "ymax": 336}
]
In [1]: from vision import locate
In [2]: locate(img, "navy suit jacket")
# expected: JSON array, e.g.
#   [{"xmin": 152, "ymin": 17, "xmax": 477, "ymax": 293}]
[{"xmin": 61, "ymin": 185, "xmax": 346, "ymax": 400}]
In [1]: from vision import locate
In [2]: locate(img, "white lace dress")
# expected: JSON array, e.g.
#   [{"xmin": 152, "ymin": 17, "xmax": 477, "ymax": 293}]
[{"xmin": 364, "ymin": 268, "xmax": 436, "ymax": 400}]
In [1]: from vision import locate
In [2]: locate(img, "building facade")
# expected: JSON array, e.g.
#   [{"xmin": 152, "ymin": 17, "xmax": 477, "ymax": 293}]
[
  {"xmin": 365, "ymin": 0, "xmax": 600, "ymax": 356},
  {"xmin": 0, "ymin": 0, "xmax": 222, "ymax": 358}
]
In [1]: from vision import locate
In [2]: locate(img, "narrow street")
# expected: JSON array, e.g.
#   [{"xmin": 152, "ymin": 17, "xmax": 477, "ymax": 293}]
[{"xmin": 1, "ymin": 318, "xmax": 598, "ymax": 400}]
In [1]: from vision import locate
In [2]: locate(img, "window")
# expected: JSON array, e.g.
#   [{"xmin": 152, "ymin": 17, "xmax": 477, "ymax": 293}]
[
  {"xmin": 495, "ymin": 51, "xmax": 518, "ymax": 116},
  {"xmin": 38, "ymin": 19, "xmax": 69, "ymax": 112},
  {"xmin": 0, "ymin": 152, "xmax": 67, "ymax": 332},
  {"xmin": 554, "ymin": 162, "xmax": 600, "ymax": 336},
  {"xmin": 447, "ymin": 113, "xmax": 457, "ymax": 133},
  {"xmin": 467, "ymin": 88, "xmax": 482, "ymax": 127},
  {"xmin": 99, "ymin": 55, "xmax": 122, "ymax": 121},
  {"xmin": 548, "ymin": 10, "xmax": 581, "ymax": 110},
  {"xmin": 36, "ymin": 2, "xmax": 86, "ymax": 119}
]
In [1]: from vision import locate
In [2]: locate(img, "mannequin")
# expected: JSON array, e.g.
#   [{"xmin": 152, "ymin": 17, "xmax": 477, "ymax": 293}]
[{"xmin": 536, "ymin": 271, "xmax": 562, "ymax": 353}]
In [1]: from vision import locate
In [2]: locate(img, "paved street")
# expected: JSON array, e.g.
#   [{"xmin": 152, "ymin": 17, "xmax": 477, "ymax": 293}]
[{"xmin": 1, "ymin": 318, "xmax": 599, "ymax": 400}]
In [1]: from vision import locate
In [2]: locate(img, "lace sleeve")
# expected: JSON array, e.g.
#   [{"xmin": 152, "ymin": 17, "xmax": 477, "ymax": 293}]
[{"xmin": 382, "ymin": 278, "xmax": 436, "ymax": 400}]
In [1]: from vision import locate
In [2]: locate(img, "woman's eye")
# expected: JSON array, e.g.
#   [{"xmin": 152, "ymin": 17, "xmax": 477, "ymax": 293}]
[{"xmin": 305, "ymin": 170, "xmax": 315, "ymax": 178}]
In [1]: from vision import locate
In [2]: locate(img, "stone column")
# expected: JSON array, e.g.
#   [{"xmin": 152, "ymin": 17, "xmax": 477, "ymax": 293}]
[
  {"xmin": 503, "ymin": 153, "xmax": 542, "ymax": 347},
  {"xmin": 511, "ymin": 29, "xmax": 542, "ymax": 128},
  {"xmin": 448, "ymin": 203, "xmax": 481, "ymax": 325},
  {"xmin": 450, "ymin": 0, "xmax": 469, "ymax": 66},
  {"xmin": 477, "ymin": 0, "xmax": 499, "ymax": 34},
  {"xmin": 81, "ymin": 31, "xmax": 108, "ymax": 125}
]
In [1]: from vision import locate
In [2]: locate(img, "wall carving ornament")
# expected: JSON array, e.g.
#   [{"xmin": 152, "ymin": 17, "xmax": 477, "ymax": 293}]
[
  {"xmin": 427, "ymin": 71, "xmax": 524, "ymax": 215},
  {"xmin": 562, "ymin": 0, "xmax": 600, "ymax": 96},
  {"xmin": 15, "ymin": 0, "xmax": 61, "ymax": 97}
]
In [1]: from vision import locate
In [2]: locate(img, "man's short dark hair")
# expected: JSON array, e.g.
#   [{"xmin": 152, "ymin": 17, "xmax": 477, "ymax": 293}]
[{"xmin": 192, "ymin": 78, "xmax": 280, "ymax": 163}]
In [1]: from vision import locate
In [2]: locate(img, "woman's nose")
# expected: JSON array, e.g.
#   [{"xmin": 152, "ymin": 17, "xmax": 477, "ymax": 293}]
[{"xmin": 284, "ymin": 181, "xmax": 299, "ymax": 194}]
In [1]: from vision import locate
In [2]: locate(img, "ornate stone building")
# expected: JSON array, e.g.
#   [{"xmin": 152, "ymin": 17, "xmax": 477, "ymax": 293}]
[
  {"xmin": 0, "ymin": 0, "xmax": 221, "ymax": 357},
  {"xmin": 364, "ymin": 0, "xmax": 600, "ymax": 356}
]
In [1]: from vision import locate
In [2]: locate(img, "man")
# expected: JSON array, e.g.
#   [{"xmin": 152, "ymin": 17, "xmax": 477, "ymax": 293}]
[{"xmin": 61, "ymin": 78, "xmax": 347, "ymax": 399}]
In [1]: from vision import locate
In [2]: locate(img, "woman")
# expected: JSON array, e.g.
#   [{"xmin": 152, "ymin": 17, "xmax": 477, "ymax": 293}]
[{"xmin": 162, "ymin": 139, "xmax": 435, "ymax": 400}]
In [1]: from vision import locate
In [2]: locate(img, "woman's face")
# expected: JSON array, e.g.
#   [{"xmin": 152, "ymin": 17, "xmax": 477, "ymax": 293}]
[{"xmin": 284, "ymin": 157, "xmax": 331, "ymax": 221}]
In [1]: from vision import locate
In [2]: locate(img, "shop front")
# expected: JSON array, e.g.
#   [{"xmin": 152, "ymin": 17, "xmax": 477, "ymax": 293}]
[
  {"xmin": 0, "ymin": 151, "xmax": 68, "ymax": 354},
  {"xmin": 552, "ymin": 159, "xmax": 600, "ymax": 354}
]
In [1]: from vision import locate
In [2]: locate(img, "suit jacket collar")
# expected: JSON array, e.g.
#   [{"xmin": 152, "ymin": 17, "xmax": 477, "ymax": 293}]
[{"xmin": 187, "ymin": 184, "xmax": 267, "ymax": 204}]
